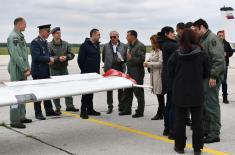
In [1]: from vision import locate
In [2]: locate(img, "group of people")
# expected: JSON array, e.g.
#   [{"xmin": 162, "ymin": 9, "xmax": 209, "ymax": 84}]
[
  {"xmin": 7, "ymin": 18, "xmax": 79, "ymax": 128},
  {"xmin": 7, "ymin": 17, "xmax": 234, "ymax": 155}
]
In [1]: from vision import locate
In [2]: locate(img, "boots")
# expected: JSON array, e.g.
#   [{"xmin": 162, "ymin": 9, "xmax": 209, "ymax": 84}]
[
  {"xmin": 151, "ymin": 108, "xmax": 164, "ymax": 120},
  {"xmin": 151, "ymin": 95, "xmax": 165, "ymax": 120},
  {"xmin": 223, "ymin": 95, "xmax": 229, "ymax": 104}
]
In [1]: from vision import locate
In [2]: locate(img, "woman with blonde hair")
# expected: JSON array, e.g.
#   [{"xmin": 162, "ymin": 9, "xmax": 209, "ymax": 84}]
[{"xmin": 144, "ymin": 34, "xmax": 165, "ymax": 120}]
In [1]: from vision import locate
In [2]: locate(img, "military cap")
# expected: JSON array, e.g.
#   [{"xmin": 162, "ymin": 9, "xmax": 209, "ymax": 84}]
[
  {"xmin": 37, "ymin": 24, "xmax": 51, "ymax": 30},
  {"xmin": 50, "ymin": 27, "xmax": 60, "ymax": 34}
]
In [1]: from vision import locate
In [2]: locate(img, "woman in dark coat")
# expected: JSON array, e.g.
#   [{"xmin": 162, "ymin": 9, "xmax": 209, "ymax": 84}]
[
  {"xmin": 168, "ymin": 29, "xmax": 210, "ymax": 155},
  {"xmin": 158, "ymin": 27, "xmax": 178, "ymax": 139}
]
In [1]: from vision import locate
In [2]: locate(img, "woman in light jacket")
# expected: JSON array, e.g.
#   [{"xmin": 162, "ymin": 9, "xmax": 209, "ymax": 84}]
[{"xmin": 144, "ymin": 34, "xmax": 165, "ymax": 120}]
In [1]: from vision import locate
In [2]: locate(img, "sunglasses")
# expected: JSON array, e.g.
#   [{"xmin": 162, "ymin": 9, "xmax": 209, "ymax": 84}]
[{"xmin": 110, "ymin": 36, "xmax": 117, "ymax": 39}]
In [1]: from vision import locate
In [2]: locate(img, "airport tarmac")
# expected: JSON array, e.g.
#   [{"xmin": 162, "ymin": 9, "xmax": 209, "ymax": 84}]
[{"xmin": 0, "ymin": 54, "xmax": 235, "ymax": 155}]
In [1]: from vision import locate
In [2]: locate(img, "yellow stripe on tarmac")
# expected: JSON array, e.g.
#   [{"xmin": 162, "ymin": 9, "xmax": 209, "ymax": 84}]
[{"xmin": 62, "ymin": 111, "xmax": 230, "ymax": 155}]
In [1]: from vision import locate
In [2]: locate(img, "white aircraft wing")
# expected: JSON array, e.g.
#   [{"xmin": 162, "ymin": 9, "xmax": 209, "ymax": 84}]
[{"xmin": 0, "ymin": 73, "xmax": 133, "ymax": 107}]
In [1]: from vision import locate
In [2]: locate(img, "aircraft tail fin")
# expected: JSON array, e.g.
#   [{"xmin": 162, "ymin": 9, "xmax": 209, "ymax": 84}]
[{"xmin": 220, "ymin": 6, "xmax": 235, "ymax": 49}]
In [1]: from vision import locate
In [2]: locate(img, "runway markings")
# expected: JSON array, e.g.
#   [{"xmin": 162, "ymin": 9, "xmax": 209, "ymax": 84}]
[{"xmin": 62, "ymin": 111, "xmax": 231, "ymax": 155}]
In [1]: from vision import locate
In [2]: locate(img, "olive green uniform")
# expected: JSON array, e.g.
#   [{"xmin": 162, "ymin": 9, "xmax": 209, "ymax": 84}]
[
  {"xmin": 7, "ymin": 28, "xmax": 30, "ymax": 124},
  {"xmin": 48, "ymin": 39, "xmax": 75, "ymax": 110},
  {"xmin": 120, "ymin": 40, "xmax": 146, "ymax": 114},
  {"xmin": 200, "ymin": 30, "xmax": 225, "ymax": 139}
]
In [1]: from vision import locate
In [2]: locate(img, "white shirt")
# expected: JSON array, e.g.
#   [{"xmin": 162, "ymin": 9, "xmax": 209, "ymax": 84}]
[{"xmin": 112, "ymin": 43, "xmax": 118, "ymax": 53}]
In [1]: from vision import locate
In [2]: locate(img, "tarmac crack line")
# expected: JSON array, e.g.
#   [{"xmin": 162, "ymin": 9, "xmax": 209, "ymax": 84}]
[{"xmin": 1, "ymin": 123, "xmax": 78, "ymax": 155}]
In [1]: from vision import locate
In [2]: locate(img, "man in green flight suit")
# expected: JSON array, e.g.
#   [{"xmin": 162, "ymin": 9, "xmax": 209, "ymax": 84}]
[
  {"xmin": 193, "ymin": 19, "xmax": 225, "ymax": 143},
  {"xmin": 48, "ymin": 27, "xmax": 79, "ymax": 114},
  {"xmin": 7, "ymin": 17, "xmax": 32, "ymax": 129}
]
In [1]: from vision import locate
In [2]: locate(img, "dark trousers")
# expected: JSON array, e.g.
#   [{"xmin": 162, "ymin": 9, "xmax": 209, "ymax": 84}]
[
  {"xmin": 34, "ymin": 100, "xmax": 54, "ymax": 116},
  {"xmin": 107, "ymin": 89, "xmax": 123, "ymax": 109},
  {"xmin": 156, "ymin": 94, "xmax": 165, "ymax": 114},
  {"xmin": 120, "ymin": 87, "xmax": 145, "ymax": 114},
  {"xmin": 33, "ymin": 76, "xmax": 54, "ymax": 116},
  {"xmin": 164, "ymin": 92, "xmax": 175, "ymax": 131},
  {"xmin": 81, "ymin": 94, "xmax": 94, "ymax": 113},
  {"xmin": 175, "ymin": 106, "xmax": 204, "ymax": 151},
  {"xmin": 222, "ymin": 66, "xmax": 228, "ymax": 96}
]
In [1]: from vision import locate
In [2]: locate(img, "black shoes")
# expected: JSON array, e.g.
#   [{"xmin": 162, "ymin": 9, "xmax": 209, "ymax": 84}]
[
  {"xmin": 80, "ymin": 111, "xmax": 89, "ymax": 119},
  {"xmin": 151, "ymin": 114, "xmax": 163, "ymax": 120},
  {"xmin": 163, "ymin": 128, "xmax": 169, "ymax": 136},
  {"xmin": 20, "ymin": 118, "xmax": 32, "ymax": 124},
  {"xmin": 174, "ymin": 147, "xmax": 201, "ymax": 155},
  {"xmin": 107, "ymin": 108, "xmax": 113, "ymax": 114},
  {"xmin": 204, "ymin": 136, "xmax": 220, "ymax": 143},
  {"xmin": 46, "ymin": 111, "xmax": 60, "ymax": 116},
  {"xmin": 132, "ymin": 113, "xmax": 144, "ymax": 118},
  {"xmin": 55, "ymin": 107, "xmax": 79, "ymax": 114},
  {"xmin": 88, "ymin": 110, "xmax": 101, "ymax": 116},
  {"xmin": 119, "ymin": 111, "xmax": 132, "ymax": 116},
  {"xmin": 174, "ymin": 147, "xmax": 184, "ymax": 154},
  {"xmin": 223, "ymin": 96, "xmax": 229, "ymax": 104},
  {"xmin": 11, "ymin": 118, "xmax": 32, "ymax": 128},
  {"xmin": 80, "ymin": 109, "xmax": 100, "ymax": 119},
  {"xmin": 194, "ymin": 150, "xmax": 201, "ymax": 155},
  {"xmin": 36, "ymin": 114, "xmax": 46, "ymax": 120},
  {"xmin": 10, "ymin": 123, "xmax": 26, "ymax": 129},
  {"xmin": 66, "ymin": 107, "xmax": 79, "ymax": 112},
  {"xmin": 55, "ymin": 109, "xmax": 62, "ymax": 115},
  {"xmin": 168, "ymin": 132, "xmax": 175, "ymax": 140}
]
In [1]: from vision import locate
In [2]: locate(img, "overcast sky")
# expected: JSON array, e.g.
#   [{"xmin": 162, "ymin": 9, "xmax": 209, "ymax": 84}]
[{"xmin": 0, "ymin": 0, "xmax": 234, "ymax": 44}]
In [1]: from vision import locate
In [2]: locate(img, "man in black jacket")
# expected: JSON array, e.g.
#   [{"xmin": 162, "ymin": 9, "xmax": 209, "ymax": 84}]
[
  {"xmin": 217, "ymin": 30, "xmax": 233, "ymax": 104},
  {"xmin": 77, "ymin": 28, "xmax": 101, "ymax": 119}
]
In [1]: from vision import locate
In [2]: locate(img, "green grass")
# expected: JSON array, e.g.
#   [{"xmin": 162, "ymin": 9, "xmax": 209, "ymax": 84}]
[
  {"xmin": 0, "ymin": 47, "xmax": 80, "ymax": 55},
  {"xmin": 0, "ymin": 46, "xmax": 152, "ymax": 55},
  {"xmin": 0, "ymin": 47, "xmax": 9, "ymax": 55},
  {"xmin": 71, "ymin": 47, "xmax": 79, "ymax": 54}
]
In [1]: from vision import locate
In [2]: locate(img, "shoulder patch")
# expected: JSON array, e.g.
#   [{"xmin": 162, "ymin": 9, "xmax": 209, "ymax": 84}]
[
  {"xmin": 13, "ymin": 38, "xmax": 19, "ymax": 46},
  {"xmin": 211, "ymin": 39, "xmax": 217, "ymax": 47}
]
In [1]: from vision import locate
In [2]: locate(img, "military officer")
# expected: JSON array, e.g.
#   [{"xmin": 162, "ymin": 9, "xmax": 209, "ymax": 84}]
[
  {"xmin": 49, "ymin": 27, "xmax": 79, "ymax": 114},
  {"xmin": 30, "ymin": 24, "xmax": 59, "ymax": 120},
  {"xmin": 119, "ymin": 30, "xmax": 146, "ymax": 118},
  {"xmin": 7, "ymin": 17, "xmax": 32, "ymax": 129},
  {"xmin": 193, "ymin": 19, "xmax": 225, "ymax": 143}
]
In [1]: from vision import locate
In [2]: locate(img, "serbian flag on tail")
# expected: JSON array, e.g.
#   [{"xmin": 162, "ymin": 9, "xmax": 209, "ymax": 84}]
[{"xmin": 226, "ymin": 13, "xmax": 234, "ymax": 19}]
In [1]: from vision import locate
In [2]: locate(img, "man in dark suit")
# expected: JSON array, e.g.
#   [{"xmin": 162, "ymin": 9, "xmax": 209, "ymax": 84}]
[
  {"xmin": 30, "ymin": 24, "xmax": 59, "ymax": 120},
  {"xmin": 77, "ymin": 28, "xmax": 101, "ymax": 119}
]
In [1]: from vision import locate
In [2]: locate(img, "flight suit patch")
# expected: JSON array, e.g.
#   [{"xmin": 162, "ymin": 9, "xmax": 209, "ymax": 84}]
[
  {"xmin": 211, "ymin": 39, "xmax": 217, "ymax": 47},
  {"xmin": 13, "ymin": 38, "xmax": 19, "ymax": 46}
]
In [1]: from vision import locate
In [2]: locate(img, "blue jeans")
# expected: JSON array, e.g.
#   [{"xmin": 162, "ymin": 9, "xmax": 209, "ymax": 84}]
[{"xmin": 164, "ymin": 92, "xmax": 175, "ymax": 131}]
